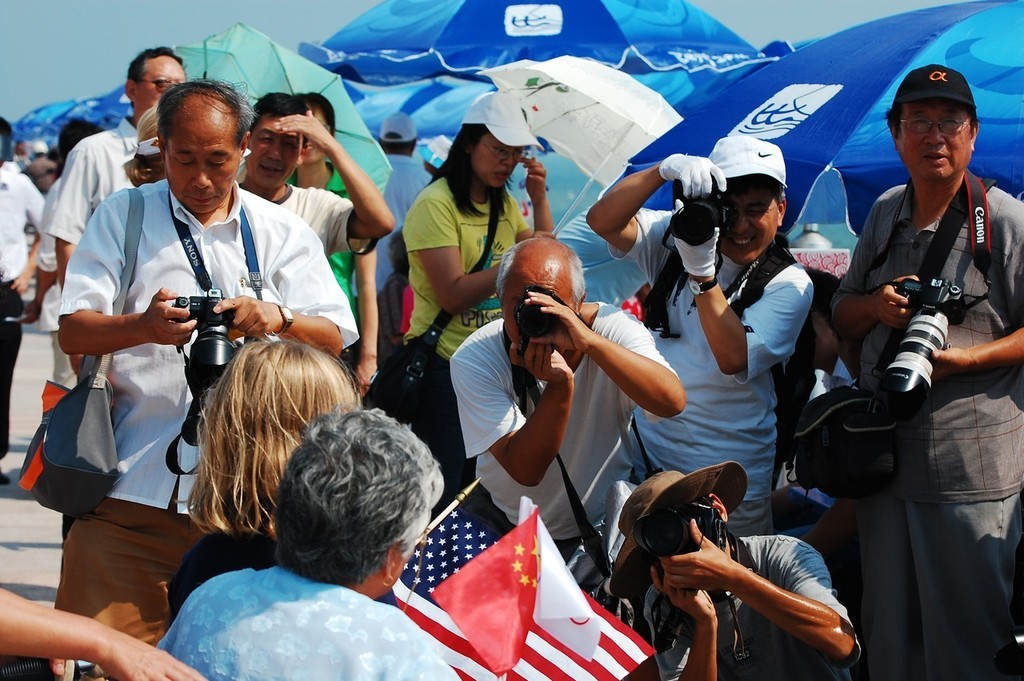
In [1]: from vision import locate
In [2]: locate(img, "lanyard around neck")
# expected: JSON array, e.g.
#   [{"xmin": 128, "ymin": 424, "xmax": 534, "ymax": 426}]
[{"xmin": 168, "ymin": 194, "xmax": 263, "ymax": 300}]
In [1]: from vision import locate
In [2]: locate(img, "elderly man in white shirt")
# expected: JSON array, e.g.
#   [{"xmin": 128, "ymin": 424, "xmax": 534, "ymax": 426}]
[{"xmin": 56, "ymin": 79, "xmax": 356, "ymax": 645}]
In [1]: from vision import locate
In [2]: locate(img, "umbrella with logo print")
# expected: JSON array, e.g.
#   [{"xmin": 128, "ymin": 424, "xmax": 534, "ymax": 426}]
[
  {"xmin": 300, "ymin": 0, "xmax": 770, "ymax": 86},
  {"xmin": 633, "ymin": 0, "xmax": 1024, "ymax": 234}
]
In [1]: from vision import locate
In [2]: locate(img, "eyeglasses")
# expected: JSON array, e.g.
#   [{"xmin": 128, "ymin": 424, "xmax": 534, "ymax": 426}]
[
  {"xmin": 900, "ymin": 118, "xmax": 969, "ymax": 136},
  {"xmin": 484, "ymin": 143, "xmax": 525, "ymax": 163},
  {"xmin": 137, "ymin": 78, "xmax": 184, "ymax": 93}
]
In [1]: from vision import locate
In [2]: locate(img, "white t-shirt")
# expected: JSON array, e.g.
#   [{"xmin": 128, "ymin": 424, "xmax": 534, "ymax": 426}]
[
  {"xmin": 451, "ymin": 305, "xmax": 674, "ymax": 540},
  {"xmin": 611, "ymin": 209, "xmax": 812, "ymax": 501},
  {"xmin": 278, "ymin": 185, "xmax": 354, "ymax": 255},
  {"xmin": 0, "ymin": 163, "xmax": 44, "ymax": 286},
  {"xmin": 61, "ymin": 181, "xmax": 356, "ymax": 510},
  {"xmin": 47, "ymin": 117, "xmax": 134, "ymax": 246}
]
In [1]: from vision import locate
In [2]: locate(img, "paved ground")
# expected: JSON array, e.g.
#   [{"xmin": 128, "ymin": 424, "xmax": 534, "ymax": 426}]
[{"xmin": 1, "ymin": 326, "xmax": 64, "ymax": 604}]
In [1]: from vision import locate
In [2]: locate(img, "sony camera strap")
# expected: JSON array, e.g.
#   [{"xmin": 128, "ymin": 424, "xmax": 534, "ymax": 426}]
[
  {"xmin": 168, "ymin": 194, "xmax": 263, "ymax": 301},
  {"xmin": 873, "ymin": 171, "xmax": 990, "ymax": 374},
  {"xmin": 166, "ymin": 194, "xmax": 264, "ymax": 476}
]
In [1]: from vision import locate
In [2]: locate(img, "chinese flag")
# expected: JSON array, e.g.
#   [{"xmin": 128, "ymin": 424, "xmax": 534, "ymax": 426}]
[{"xmin": 432, "ymin": 509, "xmax": 540, "ymax": 674}]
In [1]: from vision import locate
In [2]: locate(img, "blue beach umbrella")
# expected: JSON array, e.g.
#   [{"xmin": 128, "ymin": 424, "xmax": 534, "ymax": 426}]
[
  {"xmin": 633, "ymin": 0, "xmax": 1024, "ymax": 234},
  {"xmin": 349, "ymin": 76, "xmax": 495, "ymax": 139},
  {"xmin": 301, "ymin": 0, "xmax": 769, "ymax": 85},
  {"xmin": 13, "ymin": 85, "xmax": 131, "ymax": 146}
]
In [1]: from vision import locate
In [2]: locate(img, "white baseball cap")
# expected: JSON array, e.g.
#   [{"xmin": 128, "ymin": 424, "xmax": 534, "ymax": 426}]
[
  {"xmin": 709, "ymin": 136, "xmax": 787, "ymax": 187},
  {"xmin": 379, "ymin": 112, "xmax": 417, "ymax": 143},
  {"xmin": 462, "ymin": 92, "xmax": 539, "ymax": 148}
]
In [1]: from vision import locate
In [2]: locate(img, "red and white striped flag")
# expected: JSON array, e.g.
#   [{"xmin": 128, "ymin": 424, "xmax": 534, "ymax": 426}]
[{"xmin": 395, "ymin": 505, "xmax": 652, "ymax": 680}]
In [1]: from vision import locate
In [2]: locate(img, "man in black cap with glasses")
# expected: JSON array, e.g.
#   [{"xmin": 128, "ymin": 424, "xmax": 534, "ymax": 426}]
[{"xmin": 834, "ymin": 64, "xmax": 1024, "ymax": 681}]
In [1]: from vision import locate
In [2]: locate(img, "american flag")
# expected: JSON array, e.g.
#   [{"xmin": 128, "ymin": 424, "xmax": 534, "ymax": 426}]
[{"xmin": 394, "ymin": 507, "xmax": 652, "ymax": 680}]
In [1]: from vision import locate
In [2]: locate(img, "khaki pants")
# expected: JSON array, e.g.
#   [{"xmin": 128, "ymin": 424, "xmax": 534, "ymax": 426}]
[{"xmin": 55, "ymin": 497, "xmax": 202, "ymax": 644}]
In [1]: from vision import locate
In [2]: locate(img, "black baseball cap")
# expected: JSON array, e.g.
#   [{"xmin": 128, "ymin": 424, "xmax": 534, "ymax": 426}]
[{"xmin": 893, "ymin": 64, "xmax": 976, "ymax": 110}]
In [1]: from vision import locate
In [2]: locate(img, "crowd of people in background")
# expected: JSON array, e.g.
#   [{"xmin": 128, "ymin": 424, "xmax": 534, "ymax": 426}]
[{"xmin": 0, "ymin": 41, "xmax": 1022, "ymax": 681}]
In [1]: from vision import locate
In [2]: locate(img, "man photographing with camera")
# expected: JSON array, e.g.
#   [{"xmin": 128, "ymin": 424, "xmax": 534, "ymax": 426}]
[
  {"xmin": 450, "ymin": 238, "xmax": 685, "ymax": 567},
  {"xmin": 612, "ymin": 462, "xmax": 859, "ymax": 680},
  {"xmin": 833, "ymin": 64, "xmax": 1024, "ymax": 681},
  {"xmin": 588, "ymin": 137, "xmax": 812, "ymax": 536},
  {"xmin": 57, "ymin": 80, "xmax": 355, "ymax": 643}
]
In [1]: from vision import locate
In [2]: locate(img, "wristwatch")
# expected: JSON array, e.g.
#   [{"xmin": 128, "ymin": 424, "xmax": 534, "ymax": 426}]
[
  {"xmin": 277, "ymin": 304, "xmax": 294, "ymax": 333},
  {"xmin": 688, "ymin": 276, "xmax": 718, "ymax": 297}
]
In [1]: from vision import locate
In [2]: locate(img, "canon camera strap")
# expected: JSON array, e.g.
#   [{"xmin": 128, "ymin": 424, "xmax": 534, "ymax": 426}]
[{"xmin": 872, "ymin": 171, "xmax": 991, "ymax": 374}]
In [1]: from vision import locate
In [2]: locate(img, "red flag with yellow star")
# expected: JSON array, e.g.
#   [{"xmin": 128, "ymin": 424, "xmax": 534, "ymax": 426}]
[{"xmin": 432, "ymin": 508, "xmax": 540, "ymax": 674}]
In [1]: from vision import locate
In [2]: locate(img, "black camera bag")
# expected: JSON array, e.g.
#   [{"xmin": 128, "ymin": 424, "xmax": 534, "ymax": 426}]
[
  {"xmin": 366, "ymin": 193, "xmax": 499, "ymax": 423},
  {"xmin": 792, "ymin": 386, "xmax": 896, "ymax": 498}
]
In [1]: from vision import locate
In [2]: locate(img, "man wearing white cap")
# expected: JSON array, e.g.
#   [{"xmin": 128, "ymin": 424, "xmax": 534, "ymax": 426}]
[
  {"xmin": 376, "ymin": 112, "xmax": 431, "ymax": 291},
  {"xmin": 588, "ymin": 136, "xmax": 812, "ymax": 536}
]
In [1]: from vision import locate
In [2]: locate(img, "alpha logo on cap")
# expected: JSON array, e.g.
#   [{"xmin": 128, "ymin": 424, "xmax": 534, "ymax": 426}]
[{"xmin": 930, "ymin": 70, "xmax": 949, "ymax": 82}]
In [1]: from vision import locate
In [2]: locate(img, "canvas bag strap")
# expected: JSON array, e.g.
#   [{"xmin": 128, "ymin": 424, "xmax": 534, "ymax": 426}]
[
  {"xmin": 87, "ymin": 189, "xmax": 144, "ymax": 388},
  {"xmin": 418, "ymin": 192, "xmax": 502, "ymax": 346}
]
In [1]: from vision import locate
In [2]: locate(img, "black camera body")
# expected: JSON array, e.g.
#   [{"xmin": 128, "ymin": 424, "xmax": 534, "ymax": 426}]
[
  {"xmin": 669, "ymin": 179, "xmax": 736, "ymax": 246},
  {"xmin": 896, "ymin": 278, "xmax": 966, "ymax": 325},
  {"xmin": 880, "ymin": 278, "xmax": 965, "ymax": 419},
  {"xmin": 173, "ymin": 289, "xmax": 235, "ymax": 328},
  {"xmin": 514, "ymin": 285, "xmax": 553, "ymax": 340},
  {"xmin": 171, "ymin": 289, "xmax": 236, "ymax": 446},
  {"xmin": 633, "ymin": 500, "xmax": 726, "ymax": 557}
]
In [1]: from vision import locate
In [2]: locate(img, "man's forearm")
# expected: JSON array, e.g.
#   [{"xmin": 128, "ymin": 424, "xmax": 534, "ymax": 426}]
[
  {"xmin": 693, "ymin": 285, "xmax": 749, "ymax": 375},
  {"xmin": 729, "ymin": 568, "xmax": 857, "ymax": 662},
  {"xmin": 326, "ymin": 140, "xmax": 394, "ymax": 239},
  {"xmin": 584, "ymin": 334, "xmax": 685, "ymax": 417},
  {"xmin": 491, "ymin": 381, "xmax": 573, "ymax": 486},
  {"xmin": 285, "ymin": 313, "xmax": 344, "ymax": 356},
  {"xmin": 59, "ymin": 310, "xmax": 153, "ymax": 355}
]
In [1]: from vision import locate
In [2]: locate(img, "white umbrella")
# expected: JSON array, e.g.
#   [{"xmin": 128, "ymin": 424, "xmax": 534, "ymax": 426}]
[{"xmin": 480, "ymin": 55, "xmax": 682, "ymax": 228}]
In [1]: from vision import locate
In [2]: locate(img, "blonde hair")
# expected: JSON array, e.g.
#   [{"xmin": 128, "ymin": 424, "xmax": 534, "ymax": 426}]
[
  {"xmin": 189, "ymin": 340, "xmax": 360, "ymax": 538},
  {"xmin": 124, "ymin": 106, "xmax": 163, "ymax": 187}
]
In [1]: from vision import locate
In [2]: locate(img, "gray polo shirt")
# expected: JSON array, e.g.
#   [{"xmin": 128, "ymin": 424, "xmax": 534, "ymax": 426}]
[{"xmin": 834, "ymin": 183, "xmax": 1024, "ymax": 502}]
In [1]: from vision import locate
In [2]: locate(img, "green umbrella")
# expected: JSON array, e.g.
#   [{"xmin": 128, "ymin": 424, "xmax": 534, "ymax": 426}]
[{"xmin": 177, "ymin": 23, "xmax": 391, "ymax": 191}]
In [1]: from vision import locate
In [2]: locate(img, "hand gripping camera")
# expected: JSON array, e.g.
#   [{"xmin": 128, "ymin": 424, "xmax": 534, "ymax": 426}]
[
  {"xmin": 513, "ymin": 285, "xmax": 573, "ymax": 355},
  {"xmin": 669, "ymin": 179, "xmax": 737, "ymax": 246},
  {"xmin": 880, "ymin": 278, "xmax": 966, "ymax": 420}
]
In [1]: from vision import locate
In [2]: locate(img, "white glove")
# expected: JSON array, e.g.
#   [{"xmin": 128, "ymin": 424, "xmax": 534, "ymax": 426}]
[
  {"xmin": 658, "ymin": 154, "xmax": 728, "ymax": 198},
  {"xmin": 673, "ymin": 199, "xmax": 718, "ymax": 279}
]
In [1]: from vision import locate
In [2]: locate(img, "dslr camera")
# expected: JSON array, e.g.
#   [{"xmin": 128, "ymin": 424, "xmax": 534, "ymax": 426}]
[
  {"xmin": 880, "ymin": 278, "xmax": 965, "ymax": 419},
  {"xmin": 513, "ymin": 285, "xmax": 571, "ymax": 355},
  {"xmin": 171, "ymin": 289, "xmax": 237, "ymax": 445},
  {"xmin": 669, "ymin": 179, "xmax": 737, "ymax": 246},
  {"xmin": 633, "ymin": 499, "xmax": 727, "ymax": 557}
]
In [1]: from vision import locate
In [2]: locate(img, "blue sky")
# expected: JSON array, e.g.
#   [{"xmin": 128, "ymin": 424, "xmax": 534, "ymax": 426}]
[{"xmin": 3, "ymin": 0, "xmax": 956, "ymax": 121}]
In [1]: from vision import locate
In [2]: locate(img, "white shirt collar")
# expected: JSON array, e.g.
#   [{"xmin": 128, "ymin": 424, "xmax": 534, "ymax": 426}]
[{"xmin": 168, "ymin": 182, "xmax": 242, "ymax": 231}]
